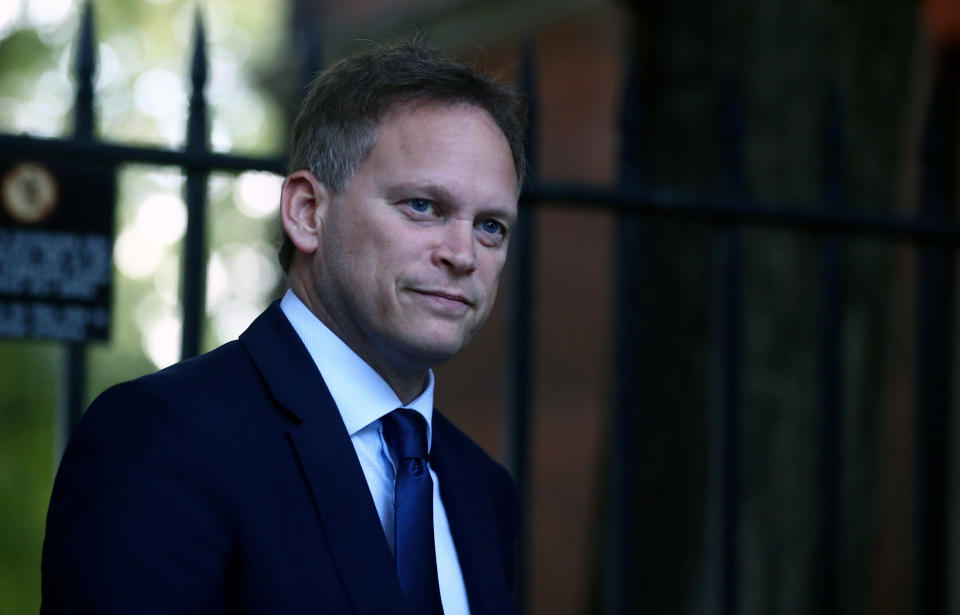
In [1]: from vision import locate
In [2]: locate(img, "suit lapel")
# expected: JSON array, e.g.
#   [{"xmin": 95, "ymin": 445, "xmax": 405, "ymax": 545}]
[
  {"xmin": 287, "ymin": 420, "xmax": 409, "ymax": 615},
  {"xmin": 432, "ymin": 418, "xmax": 518, "ymax": 615},
  {"xmin": 240, "ymin": 303, "xmax": 409, "ymax": 615}
]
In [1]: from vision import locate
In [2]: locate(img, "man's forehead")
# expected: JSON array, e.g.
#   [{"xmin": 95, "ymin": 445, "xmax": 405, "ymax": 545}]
[
  {"xmin": 379, "ymin": 100, "xmax": 511, "ymax": 149},
  {"xmin": 371, "ymin": 101, "xmax": 517, "ymax": 181},
  {"xmin": 366, "ymin": 110, "xmax": 516, "ymax": 192}
]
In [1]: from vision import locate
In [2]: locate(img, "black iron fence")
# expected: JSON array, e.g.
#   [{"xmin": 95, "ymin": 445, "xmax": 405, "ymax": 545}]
[
  {"xmin": 514, "ymin": 46, "xmax": 959, "ymax": 615},
  {"xmin": 0, "ymin": 6, "xmax": 285, "ymax": 441},
  {"xmin": 3, "ymin": 4, "xmax": 959, "ymax": 615}
]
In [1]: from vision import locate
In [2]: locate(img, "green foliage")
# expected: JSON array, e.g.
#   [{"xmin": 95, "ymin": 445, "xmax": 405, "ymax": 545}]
[
  {"xmin": 0, "ymin": 342, "xmax": 57, "ymax": 614},
  {"xmin": 0, "ymin": 28, "xmax": 52, "ymax": 78}
]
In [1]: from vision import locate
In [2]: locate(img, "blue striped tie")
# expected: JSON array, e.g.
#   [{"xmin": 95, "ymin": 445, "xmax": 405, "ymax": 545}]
[{"xmin": 382, "ymin": 409, "xmax": 444, "ymax": 615}]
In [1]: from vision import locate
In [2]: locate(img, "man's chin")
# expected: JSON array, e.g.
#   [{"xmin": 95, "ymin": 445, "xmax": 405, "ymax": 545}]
[{"xmin": 396, "ymin": 334, "xmax": 472, "ymax": 369}]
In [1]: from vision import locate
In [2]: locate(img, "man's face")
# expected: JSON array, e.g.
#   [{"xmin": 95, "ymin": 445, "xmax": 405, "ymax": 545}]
[{"xmin": 310, "ymin": 102, "xmax": 519, "ymax": 373}]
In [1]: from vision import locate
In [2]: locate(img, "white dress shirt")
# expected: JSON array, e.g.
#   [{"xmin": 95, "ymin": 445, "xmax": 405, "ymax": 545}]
[{"xmin": 280, "ymin": 290, "xmax": 470, "ymax": 614}]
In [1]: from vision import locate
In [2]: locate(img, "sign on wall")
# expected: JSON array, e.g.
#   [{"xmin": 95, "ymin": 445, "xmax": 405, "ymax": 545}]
[{"xmin": 0, "ymin": 156, "xmax": 116, "ymax": 342}]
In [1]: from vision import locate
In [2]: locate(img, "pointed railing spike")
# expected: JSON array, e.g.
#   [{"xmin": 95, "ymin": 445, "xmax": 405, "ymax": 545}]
[
  {"xmin": 913, "ymin": 64, "xmax": 951, "ymax": 615},
  {"xmin": 822, "ymin": 84, "xmax": 844, "ymax": 211},
  {"xmin": 920, "ymin": 85, "xmax": 944, "ymax": 219},
  {"xmin": 73, "ymin": 1, "xmax": 96, "ymax": 140},
  {"xmin": 816, "ymin": 81, "xmax": 846, "ymax": 615},
  {"xmin": 720, "ymin": 77, "xmax": 744, "ymax": 197},
  {"xmin": 293, "ymin": 0, "xmax": 322, "ymax": 91},
  {"xmin": 520, "ymin": 39, "xmax": 538, "ymax": 184},
  {"xmin": 181, "ymin": 7, "xmax": 210, "ymax": 358},
  {"xmin": 618, "ymin": 58, "xmax": 644, "ymax": 189},
  {"xmin": 506, "ymin": 37, "xmax": 539, "ymax": 615},
  {"xmin": 709, "ymin": 73, "xmax": 745, "ymax": 615},
  {"xmin": 190, "ymin": 10, "xmax": 208, "ymax": 90},
  {"xmin": 611, "ymin": 51, "xmax": 646, "ymax": 615},
  {"xmin": 186, "ymin": 8, "xmax": 208, "ymax": 154}
]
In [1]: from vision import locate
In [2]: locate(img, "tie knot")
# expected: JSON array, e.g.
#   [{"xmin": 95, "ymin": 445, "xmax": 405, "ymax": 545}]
[{"xmin": 382, "ymin": 409, "xmax": 429, "ymax": 461}]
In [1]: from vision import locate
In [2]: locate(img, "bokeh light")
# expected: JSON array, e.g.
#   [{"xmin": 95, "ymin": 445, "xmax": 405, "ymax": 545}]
[
  {"xmin": 0, "ymin": 0, "xmax": 23, "ymax": 38},
  {"xmin": 207, "ymin": 241, "xmax": 280, "ymax": 343},
  {"xmin": 96, "ymin": 43, "xmax": 121, "ymax": 89},
  {"xmin": 26, "ymin": 0, "xmax": 72, "ymax": 29},
  {"xmin": 234, "ymin": 171, "xmax": 282, "ymax": 218},
  {"xmin": 114, "ymin": 227, "xmax": 165, "ymax": 279},
  {"xmin": 135, "ymin": 193, "xmax": 187, "ymax": 246},
  {"xmin": 113, "ymin": 190, "xmax": 187, "ymax": 282},
  {"xmin": 152, "ymin": 253, "xmax": 181, "ymax": 306},
  {"xmin": 143, "ymin": 313, "xmax": 182, "ymax": 368},
  {"xmin": 133, "ymin": 68, "xmax": 184, "ymax": 119},
  {"xmin": 212, "ymin": 298, "xmax": 262, "ymax": 344}
]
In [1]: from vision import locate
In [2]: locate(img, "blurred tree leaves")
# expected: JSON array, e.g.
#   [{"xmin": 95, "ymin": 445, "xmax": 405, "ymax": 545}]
[
  {"xmin": 0, "ymin": 342, "xmax": 57, "ymax": 612},
  {"xmin": 0, "ymin": 1, "xmax": 290, "ymax": 612}
]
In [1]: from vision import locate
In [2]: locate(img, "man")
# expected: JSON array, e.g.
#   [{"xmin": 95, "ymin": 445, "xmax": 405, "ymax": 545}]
[{"xmin": 41, "ymin": 39, "xmax": 526, "ymax": 615}]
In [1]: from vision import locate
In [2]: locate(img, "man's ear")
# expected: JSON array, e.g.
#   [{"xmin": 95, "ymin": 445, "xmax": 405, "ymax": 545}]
[{"xmin": 280, "ymin": 170, "xmax": 331, "ymax": 255}]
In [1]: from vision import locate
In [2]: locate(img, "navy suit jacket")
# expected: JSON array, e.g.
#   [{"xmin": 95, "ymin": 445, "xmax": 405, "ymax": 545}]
[{"xmin": 41, "ymin": 302, "xmax": 519, "ymax": 614}]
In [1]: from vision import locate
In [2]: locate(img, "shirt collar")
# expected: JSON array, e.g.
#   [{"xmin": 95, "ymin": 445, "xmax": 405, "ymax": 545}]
[{"xmin": 279, "ymin": 289, "xmax": 435, "ymax": 449}]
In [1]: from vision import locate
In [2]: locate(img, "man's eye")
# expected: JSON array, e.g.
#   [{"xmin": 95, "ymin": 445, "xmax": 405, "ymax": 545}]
[
  {"xmin": 407, "ymin": 198, "xmax": 435, "ymax": 213},
  {"xmin": 480, "ymin": 219, "xmax": 505, "ymax": 236}
]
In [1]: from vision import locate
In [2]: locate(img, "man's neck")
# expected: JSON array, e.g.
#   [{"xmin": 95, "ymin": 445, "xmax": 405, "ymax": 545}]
[
  {"xmin": 368, "ymin": 360, "xmax": 429, "ymax": 407},
  {"xmin": 286, "ymin": 280, "xmax": 429, "ymax": 405}
]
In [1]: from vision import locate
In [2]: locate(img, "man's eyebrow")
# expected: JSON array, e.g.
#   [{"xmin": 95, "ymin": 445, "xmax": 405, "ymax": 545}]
[{"xmin": 391, "ymin": 180, "xmax": 455, "ymax": 202}]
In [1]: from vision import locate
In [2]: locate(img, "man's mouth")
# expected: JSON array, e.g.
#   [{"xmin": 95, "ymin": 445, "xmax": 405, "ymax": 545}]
[{"xmin": 409, "ymin": 288, "xmax": 474, "ymax": 307}]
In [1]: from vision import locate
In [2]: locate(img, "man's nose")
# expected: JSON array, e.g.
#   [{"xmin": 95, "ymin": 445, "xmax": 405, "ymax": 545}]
[{"xmin": 434, "ymin": 222, "xmax": 477, "ymax": 275}]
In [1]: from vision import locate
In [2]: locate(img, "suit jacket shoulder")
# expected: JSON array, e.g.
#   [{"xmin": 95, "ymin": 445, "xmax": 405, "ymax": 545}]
[
  {"xmin": 42, "ymin": 302, "xmax": 518, "ymax": 615},
  {"xmin": 42, "ymin": 304, "xmax": 382, "ymax": 614},
  {"xmin": 42, "ymin": 342, "xmax": 259, "ymax": 613}
]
